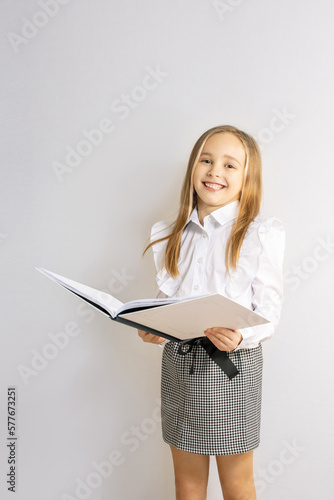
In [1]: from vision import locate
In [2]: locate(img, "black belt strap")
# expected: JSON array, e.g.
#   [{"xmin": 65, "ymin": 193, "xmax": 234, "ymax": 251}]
[{"xmin": 177, "ymin": 337, "xmax": 239, "ymax": 380}]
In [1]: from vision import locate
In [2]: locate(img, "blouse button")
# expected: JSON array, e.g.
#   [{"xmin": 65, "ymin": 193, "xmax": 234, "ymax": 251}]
[
  {"xmin": 197, "ymin": 258, "xmax": 203, "ymax": 263},
  {"xmin": 202, "ymin": 233, "xmax": 207, "ymax": 238},
  {"xmin": 194, "ymin": 285, "xmax": 199, "ymax": 291}
]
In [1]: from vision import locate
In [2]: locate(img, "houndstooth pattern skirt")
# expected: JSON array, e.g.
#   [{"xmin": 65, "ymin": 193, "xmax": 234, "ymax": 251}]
[{"xmin": 161, "ymin": 341, "xmax": 263, "ymax": 455}]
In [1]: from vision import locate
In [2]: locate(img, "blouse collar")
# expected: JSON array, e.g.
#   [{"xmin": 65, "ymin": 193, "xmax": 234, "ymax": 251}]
[{"xmin": 187, "ymin": 200, "xmax": 240, "ymax": 228}]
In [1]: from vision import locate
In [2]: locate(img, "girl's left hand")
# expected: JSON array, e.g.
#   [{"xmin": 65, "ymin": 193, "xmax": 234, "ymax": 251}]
[{"xmin": 204, "ymin": 327, "xmax": 242, "ymax": 352}]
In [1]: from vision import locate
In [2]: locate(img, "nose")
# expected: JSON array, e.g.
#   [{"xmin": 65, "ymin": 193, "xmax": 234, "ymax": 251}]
[{"xmin": 207, "ymin": 162, "xmax": 222, "ymax": 177}]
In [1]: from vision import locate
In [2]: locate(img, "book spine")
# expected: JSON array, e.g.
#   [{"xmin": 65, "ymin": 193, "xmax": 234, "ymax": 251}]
[{"xmin": 114, "ymin": 316, "xmax": 180, "ymax": 343}]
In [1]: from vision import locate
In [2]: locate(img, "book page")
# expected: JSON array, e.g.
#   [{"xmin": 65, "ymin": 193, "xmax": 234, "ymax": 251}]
[
  {"xmin": 116, "ymin": 295, "xmax": 201, "ymax": 314},
  {"xmin": 119, "ymin": 294, "xmax": 269, "ymax": 341},
  {"xmin": 36, "ymin": 268, "xmax": 123, "ymax": 317}
]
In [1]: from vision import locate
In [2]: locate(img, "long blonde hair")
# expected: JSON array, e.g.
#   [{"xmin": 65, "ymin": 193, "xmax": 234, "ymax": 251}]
[{"xmin": 144, "ymin": 125, "xmax": 262, "ymax": 278}]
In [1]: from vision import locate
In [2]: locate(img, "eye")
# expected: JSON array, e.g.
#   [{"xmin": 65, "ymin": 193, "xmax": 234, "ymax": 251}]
[
  {"xmin": 201, "ymin": 159, "xmax": 211, "ymax": 164},
  {"xmin": 225, "ymin": 164, "xmax": 234, "ymax": 169}
]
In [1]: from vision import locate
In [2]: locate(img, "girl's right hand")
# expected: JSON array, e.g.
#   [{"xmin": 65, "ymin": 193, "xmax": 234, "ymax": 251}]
[{"xmin": 137, "ymin": 330, "xmax": 166, "ymax": 344}]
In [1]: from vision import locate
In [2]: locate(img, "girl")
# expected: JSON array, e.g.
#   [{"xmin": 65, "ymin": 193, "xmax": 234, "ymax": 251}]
[{"xmin": 138, "ymin": 125, "xmax": 285, "ymax": 500}]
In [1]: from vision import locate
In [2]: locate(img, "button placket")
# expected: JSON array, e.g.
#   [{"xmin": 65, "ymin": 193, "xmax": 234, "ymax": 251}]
[{"xmin": 192, "ymin": 230, "xmax": 208, "ymax": 293}]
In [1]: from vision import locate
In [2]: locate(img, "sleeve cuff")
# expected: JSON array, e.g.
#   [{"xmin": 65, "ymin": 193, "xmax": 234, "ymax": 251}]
[
  {"xmin": 232, "ymin": 326, "xmax": 264, "ymax": 351},
  {"xmin": 157, "ymin": 340, "xmax": 169, "ymax": 348}
]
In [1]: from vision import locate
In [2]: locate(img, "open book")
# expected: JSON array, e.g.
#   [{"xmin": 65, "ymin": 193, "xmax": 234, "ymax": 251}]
[{"xmin": 36, "ymin": 268, "xmax": 270, "ymax": 342}]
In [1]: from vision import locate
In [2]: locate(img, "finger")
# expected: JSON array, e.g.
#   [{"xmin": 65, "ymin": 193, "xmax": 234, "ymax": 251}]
[
  {"xmin": 149, "ymin": 335, "xmax": 166, "ymax": 344},
  {"xmin": 205, "ymin": 331, "xmax": 230, "ymax": 350},
  {"xmin": 138, "ymin": 331, "xmax": 165, "ymax": 344},
  {"xmin": 205, "ymin": 327, "xmax": 236, "ymax": 341},
  {"xmin": 138, "ymin": 331, "xmax": 152, "ymax": 341},
  {"xmin": 205, "ymin": 331, "xmax": 238, "ymax": 352},
  {"xmin": 143, "ymin": 333, "xmax": 156, "ymax": 343}
]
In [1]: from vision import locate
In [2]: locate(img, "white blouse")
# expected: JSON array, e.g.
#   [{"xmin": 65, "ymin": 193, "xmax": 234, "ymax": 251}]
[{"xmin": 150, "ymin": 200, "xmax": 285, "ymax": 350}]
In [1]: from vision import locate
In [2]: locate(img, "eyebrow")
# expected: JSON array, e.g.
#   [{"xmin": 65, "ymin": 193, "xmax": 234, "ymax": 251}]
[{"xmin": 200, "ymin": 151, "xmax": 241, "ymax": 166}]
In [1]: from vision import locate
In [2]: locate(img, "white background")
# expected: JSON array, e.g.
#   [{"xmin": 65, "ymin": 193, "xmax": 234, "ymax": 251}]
[{"xmin": 1, "ymin": 0, "xmax": 334, "ymax": 498}]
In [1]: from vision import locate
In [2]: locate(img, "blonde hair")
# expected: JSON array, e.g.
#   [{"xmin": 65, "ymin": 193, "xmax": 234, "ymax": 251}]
[{"xmin": 144, "ymin": 125, "xmax": 262, "ymax": 278}]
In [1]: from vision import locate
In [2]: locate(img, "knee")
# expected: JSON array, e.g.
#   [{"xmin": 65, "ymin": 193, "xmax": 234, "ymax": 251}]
[
  {"xmin": 222, "ymin": 478, "xmax": 256, "ymax": 500},
  {"xmin": 175, "ymin": 477, "xmax": 207, "ymax": 499}
]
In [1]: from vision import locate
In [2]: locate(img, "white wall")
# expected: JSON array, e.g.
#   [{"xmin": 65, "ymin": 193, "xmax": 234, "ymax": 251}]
[{"xmin": 1, "ymin": 0, "xmax": 333, "ymax": 498}]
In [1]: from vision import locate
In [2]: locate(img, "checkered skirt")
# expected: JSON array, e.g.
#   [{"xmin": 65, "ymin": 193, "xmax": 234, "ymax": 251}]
[{"xmin": 161, "ymin": 341, "xmax": 263, "ymax": 455}]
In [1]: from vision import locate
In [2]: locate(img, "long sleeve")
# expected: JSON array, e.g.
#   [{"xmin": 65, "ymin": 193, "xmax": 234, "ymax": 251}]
[
  {"xmin": 150, "ymin": 222, "xmax": 172, "ymax": 346},
  {"xmin": 156, "ymin": 289, "xmax": 168, "ymax": 299},
  {"xmin": 150, "ymin": 220, "xmax": 182, "ymax": 297},
  {"xmin": 234, "ymin": 217, "xmax": 285, "ymax": 350}
]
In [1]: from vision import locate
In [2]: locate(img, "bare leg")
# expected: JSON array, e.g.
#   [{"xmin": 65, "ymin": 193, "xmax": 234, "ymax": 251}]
[
  {"xmin": 170, "ymin": 446, "xmax": 210, "ymax": 500},
  {"xmin": 216, "ymin": 451, "xmax": 256, "ymax": 500}
]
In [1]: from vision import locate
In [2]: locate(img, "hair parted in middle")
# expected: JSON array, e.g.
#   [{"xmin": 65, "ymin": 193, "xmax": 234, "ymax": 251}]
[{"xmin": 144, "ymin": 125, "xmax": 263, "ymax": 278}]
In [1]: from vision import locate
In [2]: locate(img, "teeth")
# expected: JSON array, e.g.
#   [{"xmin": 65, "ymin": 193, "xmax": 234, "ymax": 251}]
[{"xmin": 204, "ymin": 182, "xmax": 224, "ymax": 190}]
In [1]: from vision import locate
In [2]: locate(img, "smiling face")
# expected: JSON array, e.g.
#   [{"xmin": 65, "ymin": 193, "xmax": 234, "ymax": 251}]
[{"xmin": 192, "ymin": 132, "xmax": 246, "ymax": 224}]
